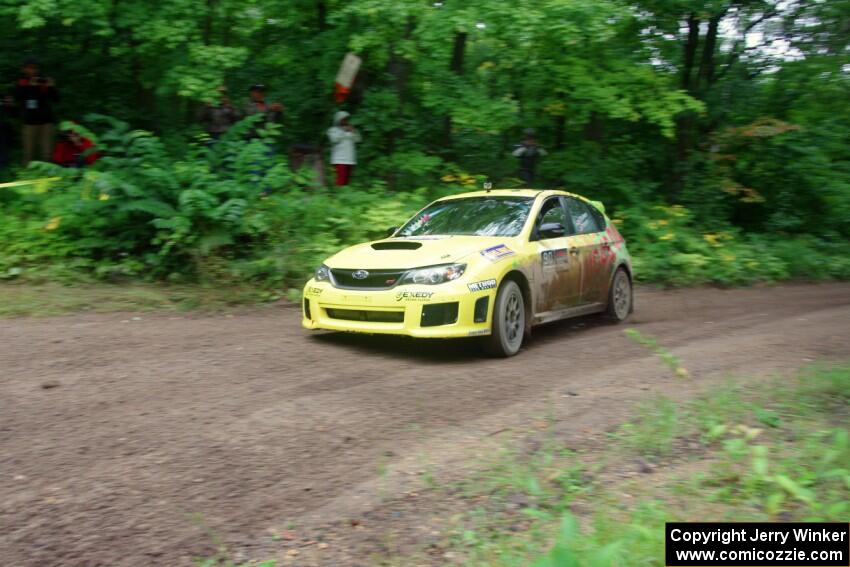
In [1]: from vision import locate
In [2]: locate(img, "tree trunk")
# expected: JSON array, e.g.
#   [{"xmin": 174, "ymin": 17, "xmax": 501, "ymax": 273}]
[
  {"xmin": 553, "ymin": 114, "xmax": 565, "ymax": 151},
  {"xmin": 387, "ymin": 16, "xmax": 416, "ymax": 156},
  {"xmin": 583, "ymin": 112, "xmax": 603, "ymax": 143},
  {"xmin": 449, "ymin": 31, "xmax": 467, "ymax": 74},
  {"xmin": 442, "ymin": 31, "xmax": 467, "ymax": 149},
  {"xmin": 317, "ymin": 0, "xmax": 327, "ymax": 31},
  {"xmin": 671, "ymin": 13, "xmax": 701, "ymax": 198},
  {"xmin": 697, "ymin": 13, "xmax": 722, "ymax": 92},
  {"xmin": 203, "ymin": 0, "xmax": 216, "ymax": 45},
  {"xmin": 680, "ymin": 14, "xmax": 700, "ymax": 93}
]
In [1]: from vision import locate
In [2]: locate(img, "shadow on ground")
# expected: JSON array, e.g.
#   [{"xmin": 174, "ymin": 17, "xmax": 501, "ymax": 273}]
[{"xmin": 310, "ymin": 313, "xmax": 615, "ymax": 362}]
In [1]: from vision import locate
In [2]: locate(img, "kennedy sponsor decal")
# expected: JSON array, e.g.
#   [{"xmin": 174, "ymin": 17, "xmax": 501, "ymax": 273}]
[
  {"xmin": 395, "ymin": 291, "xmax": 434, "ymax": 302},
  {"xmin": 305, "ymin": 286, "xmax": 324, "ymax": 297},
  {"xmin": 480, "ymin": 244, "xmax": 515, "ymax": 262},
  {"xmin": 468, "ymin": 278, "xmax": 497, "ymax": 292},
  {"xmin": 541, "ymin": 248, "xmax": 569, "ymax": 268}
]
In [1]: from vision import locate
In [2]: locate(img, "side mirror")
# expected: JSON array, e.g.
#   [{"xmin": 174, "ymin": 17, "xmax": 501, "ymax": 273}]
[
  {"xmin": 539, "ymin": 222, "xmax": 566, "ymax": 239},
  {"xmin": 386, "ymin": 226, "xmax": 399, "ymax": 237}
]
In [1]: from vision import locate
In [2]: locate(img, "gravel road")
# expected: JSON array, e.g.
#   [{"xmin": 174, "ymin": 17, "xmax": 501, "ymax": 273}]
[{"xmin": 2, "ymin": 282, "xmax": 849, "ymax": 566}]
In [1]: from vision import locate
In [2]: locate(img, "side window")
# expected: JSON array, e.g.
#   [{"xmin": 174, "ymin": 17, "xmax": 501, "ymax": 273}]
[
  {"xmin": 588, "ymin": 205, "xmax": 606, "ymax": 231},
  {"xmin": 565, "ymin": 198, "xmax": 601, "ymax": 235},
  {"xmin": 534, "ymin": 197, "xmax": 567, "ymax": 240}
]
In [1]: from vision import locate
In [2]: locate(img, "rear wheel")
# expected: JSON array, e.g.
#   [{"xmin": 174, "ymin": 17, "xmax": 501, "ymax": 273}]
[
  {"xmin": 482, "ymin": 280, "xmax": 525, "ymax": 357},
  {"xmin": 605, "ymin": 267, "xmax": 632, "ymax": 322}
]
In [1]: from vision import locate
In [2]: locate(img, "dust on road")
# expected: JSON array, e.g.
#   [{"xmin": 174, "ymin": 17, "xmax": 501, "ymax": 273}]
[{"xmin": 2, "ymin": 283, "xmax": 849, "ymax": 566}]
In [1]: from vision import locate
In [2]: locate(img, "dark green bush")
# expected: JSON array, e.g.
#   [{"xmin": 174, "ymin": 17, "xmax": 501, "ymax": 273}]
[{"xmin": 2, "ymin": 116, "xmax": 848, "ymax": 290}]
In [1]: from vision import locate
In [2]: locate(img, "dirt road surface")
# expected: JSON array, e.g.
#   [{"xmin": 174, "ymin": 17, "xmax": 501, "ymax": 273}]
[{"xmin": 2, "ymin": 283, "xmax": 849, "ymax": 566}]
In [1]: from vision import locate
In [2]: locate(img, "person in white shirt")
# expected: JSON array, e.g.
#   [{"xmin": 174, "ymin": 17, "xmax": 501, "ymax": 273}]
[{"xmin": 327, "ymin": 111, "xmax": 361, "ymax": 186}]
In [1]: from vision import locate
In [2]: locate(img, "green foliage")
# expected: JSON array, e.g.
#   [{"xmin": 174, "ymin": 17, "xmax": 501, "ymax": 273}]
[
  {"xmin": 1, "ymin": 0, "xmax": 848, "ymax": 289},
  {"xmin": 613, "ymin": 204, "xmax": 850, "ymax": 286},
  {"xmin": 0, "ymin": 117, "xmax": 453, "ymax": 286},
  {"xmin": 617, "ymin": 396, "xmax": 680, "ymax": 458},
  {"xmin": 439, "ymin": 363, "xmax": 850, "ymax": 567},
  {"xmin": 531, "ymin": 514, "xmax": 624, "ymax": 567},
  {"xmin": 623, "ymin": 328, "xmax": 689, "ymax": 377},
  {"xmin": 2, "ymin": 113, "xmax": 848, "ymax": 289}
]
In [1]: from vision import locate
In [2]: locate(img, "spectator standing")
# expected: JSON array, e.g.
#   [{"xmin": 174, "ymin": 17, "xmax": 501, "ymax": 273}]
[
  {"xmin": 0, "ymin": 95, "xmax": 15, "ymax": 173},
  {"xmin": 243, "ymin": 84, "xmax": 282, "ymax": 138},
  {"xmin": 15, "ymin": 60, "xmax": 59, "ymax": 166},
  {"xmin": 512, "ymin": 128, "xmax": 547, "ymax": 185},
  {"xmin": 327, "ymin": 111, "xmax": 361, "ymax": 186},
  {"xmin": 199, "ymin": 86, "xmax": 239, "ymax": 140}
]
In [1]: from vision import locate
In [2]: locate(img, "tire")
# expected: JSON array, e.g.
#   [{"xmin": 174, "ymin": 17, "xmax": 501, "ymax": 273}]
[
  {"xmin": 482, "ymin": 279, "xmax": 525, "ymax": 357},
  {"xmin": 605, "ymin": 267, "xmax": 632, "ymax": 322}
]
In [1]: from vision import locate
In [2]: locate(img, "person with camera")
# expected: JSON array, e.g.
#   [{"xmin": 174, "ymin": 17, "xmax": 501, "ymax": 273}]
[
  {"xmin": 15, "ymin": 60, "xmax": 59, "ymax": 166},
  {"xmin": 243, "ymin": 84, "xmax": 283, "ymax": 139},
  {"xmin": 512, "ymin": 127, "xmax": 547, "ymax": 185}
]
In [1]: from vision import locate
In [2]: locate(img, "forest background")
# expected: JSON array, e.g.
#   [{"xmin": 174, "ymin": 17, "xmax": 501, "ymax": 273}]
[{"xmin": 1, "ymin": 0, "xmax": 848, "ymax": 292}]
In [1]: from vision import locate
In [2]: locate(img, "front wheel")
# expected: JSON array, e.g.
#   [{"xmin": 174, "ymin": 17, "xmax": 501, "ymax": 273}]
[
  {"xmin": 605, "ymin": 267, "xmax": 632, "ymax": 322},
  {"xmin": 482, "ymin": 280, "xmax": 525, "ymax": 357}
]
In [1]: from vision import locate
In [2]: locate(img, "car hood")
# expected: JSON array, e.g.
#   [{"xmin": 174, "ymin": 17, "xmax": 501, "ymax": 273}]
[{"xmin": 324, "ymin": 235, "xmax": 517, "ymax": 270}]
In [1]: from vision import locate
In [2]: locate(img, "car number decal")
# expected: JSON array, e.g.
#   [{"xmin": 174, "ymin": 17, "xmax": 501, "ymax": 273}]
[
  {"xmin": 480, "ymin": 244, "xmax": 515, "ymax": 262},
  {"xmin": 541, "ymin": 248, "xmax": 569, "ymax": 269}
]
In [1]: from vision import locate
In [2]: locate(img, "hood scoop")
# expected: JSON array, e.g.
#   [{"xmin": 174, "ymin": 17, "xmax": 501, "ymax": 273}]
[{"xmin": 371, "ymin": 241, "xmax": 423, "ymax": 251}]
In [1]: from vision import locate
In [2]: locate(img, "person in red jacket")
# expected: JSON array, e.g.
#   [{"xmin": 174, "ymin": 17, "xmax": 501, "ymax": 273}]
[{"xmin": 52, "ymin": 128, "xmax": 99, "ymax": 167}]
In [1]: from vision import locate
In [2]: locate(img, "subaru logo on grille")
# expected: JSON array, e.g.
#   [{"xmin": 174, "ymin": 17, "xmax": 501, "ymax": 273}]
[{"xmin": 352, "ymin": 270, "xmax": 370, "ymax": 280}]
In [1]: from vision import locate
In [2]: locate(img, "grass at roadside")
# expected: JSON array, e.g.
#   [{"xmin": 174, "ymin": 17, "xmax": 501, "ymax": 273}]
[
  {"xmin": 406, "ymin": 363, "xmax": 850, "ymax": 566},
  {"xmin": 0, "ymin": 282, "xmax": 289, "ymax": 317}
]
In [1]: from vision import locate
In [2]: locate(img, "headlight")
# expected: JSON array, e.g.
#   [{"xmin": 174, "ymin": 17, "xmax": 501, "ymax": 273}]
[
  {"xmin": 400, "ymin": 263, "xmax": 466, "ymax": 285},
  {"xmin": 315, "ymin": 264, "xmax": 331, "ymax": 282}
]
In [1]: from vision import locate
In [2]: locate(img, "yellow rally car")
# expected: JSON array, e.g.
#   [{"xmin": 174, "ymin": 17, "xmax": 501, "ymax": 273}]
[{"xmin": 303, "ymin": 189, "xmax": 633, "ymax": 357}]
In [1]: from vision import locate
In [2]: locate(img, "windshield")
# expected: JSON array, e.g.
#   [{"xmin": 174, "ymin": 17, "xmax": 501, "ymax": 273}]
[{"xmin": 397, "ymin": 197, "xmax": 534, "ymax": 237}]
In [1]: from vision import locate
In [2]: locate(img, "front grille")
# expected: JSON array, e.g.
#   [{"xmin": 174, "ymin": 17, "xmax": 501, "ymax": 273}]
[
  {"xmin": 303, "ymin": 298, "xmax": 312, "ymax": 320},
  {"xmin": 330, "ymin": 268, "xmax": 406, "ymax": 290},
  {"xmin": 326, "ymin": 308, "xmax": 404, "ymax": 323}
]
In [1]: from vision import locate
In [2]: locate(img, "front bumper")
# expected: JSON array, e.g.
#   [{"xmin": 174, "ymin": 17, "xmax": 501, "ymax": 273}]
[{"xmin": 301, "ymin": 279, "xmax": 494, "ymax": 338}]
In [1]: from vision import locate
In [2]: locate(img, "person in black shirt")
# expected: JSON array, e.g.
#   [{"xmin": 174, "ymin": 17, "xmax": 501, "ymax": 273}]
[
  {"xmin": 512, "ymin": 128, "xmax": 547, "ymax": 185},
  {"xmin": 0, "ymin": 94, "xmax": 14, "ymax": 173},
  {"xmin": 14, "ymin": 60, "xmax": 59, "ymax": 166}
]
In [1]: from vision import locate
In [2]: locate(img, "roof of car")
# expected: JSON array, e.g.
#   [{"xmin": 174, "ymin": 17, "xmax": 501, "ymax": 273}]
[{"xmin": 439, "ymin": 188, "xmax": 584, "ymax": 201}]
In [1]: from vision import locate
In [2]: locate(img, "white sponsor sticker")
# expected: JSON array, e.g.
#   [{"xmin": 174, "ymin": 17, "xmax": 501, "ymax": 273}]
[{"xmin": 468, "ymin": 279, "xmax": 497, "ymax": 292}]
